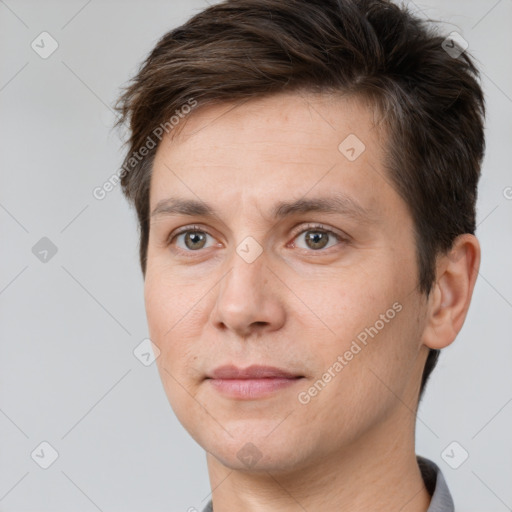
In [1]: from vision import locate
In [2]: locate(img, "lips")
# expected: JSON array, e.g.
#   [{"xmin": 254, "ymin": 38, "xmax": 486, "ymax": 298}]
[
  {"xmin": 205, "ymin": 364, "xmax": 304, "ymax": 399},
  {"xmin": 208, "ymin": 378, "xmax": 300, "ymax": 399},
  {"xmin": 207, "ymin": 364, "xmax": 303, "ymax": 380}
]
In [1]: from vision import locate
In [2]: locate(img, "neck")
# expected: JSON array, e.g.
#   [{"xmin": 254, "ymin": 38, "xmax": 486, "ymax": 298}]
[{"xmin": 204, "ymin": 408, "xmax": 431, "ymax": 512}]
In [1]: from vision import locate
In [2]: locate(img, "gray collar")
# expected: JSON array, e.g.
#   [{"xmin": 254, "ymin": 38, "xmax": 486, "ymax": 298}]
[
  {"xmin": 201, "ymin": 455, "xmax": 454, "ymax": 512},
  {"xmin": 417, "ymin": 455, "xmax": 455, "ymax": 511}
]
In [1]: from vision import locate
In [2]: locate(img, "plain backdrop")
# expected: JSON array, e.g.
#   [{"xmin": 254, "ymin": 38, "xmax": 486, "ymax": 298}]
[{"xmin": 0, "ymin": 1, "xmax": 511, "ymax": 511}]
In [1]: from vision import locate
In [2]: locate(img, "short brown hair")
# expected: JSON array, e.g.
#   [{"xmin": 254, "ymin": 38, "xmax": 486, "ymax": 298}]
[{"xmin": 115, "ymin": 0, "xmax": 485, "ymax": 401}]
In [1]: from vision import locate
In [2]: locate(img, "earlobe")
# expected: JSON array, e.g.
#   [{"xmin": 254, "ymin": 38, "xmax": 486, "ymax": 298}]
[{"xmin": 422, "ymin": 234, "xmax": 481, "ymax": 350}]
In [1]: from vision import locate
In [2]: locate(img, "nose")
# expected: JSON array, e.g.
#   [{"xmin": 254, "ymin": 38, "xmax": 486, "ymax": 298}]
[{"xmin": 210, "ymin": 250, "xmax": 286, "ymax": 339}]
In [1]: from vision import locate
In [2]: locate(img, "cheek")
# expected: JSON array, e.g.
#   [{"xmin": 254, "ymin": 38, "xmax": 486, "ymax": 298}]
[
  {"xmin": 300, "ymin": 259, "xmax": 402, "ymax": 349},
  {"xmin": 296, "ymin": 297, "xmax": 423, "ymax": 446},
  {"xmin": 145, "ymin": 266, "xmax": 201, "ymax": 334},
  {"xmin": 145, "ymin": 275, "xmax": 205, "ymax": 420},
  {"xmin": 144, "ymin": 277, "xmax": 169, "ymax": 343},
  {"xmin": 145, "ymin": 274, "xmax": 187, "ymax": 367},
  {"xmin": 298, "ymin": 256, "xmax": 420, "ymax": 399},
  {"xmin": 144, "ymin": 269, "xmax": 210, "ymax": 383}
]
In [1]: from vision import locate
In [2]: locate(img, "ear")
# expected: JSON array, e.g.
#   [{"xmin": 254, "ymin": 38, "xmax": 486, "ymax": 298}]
[{"xmin": 422, "ymin": 234, "xmax": 481, "ymax": 350}]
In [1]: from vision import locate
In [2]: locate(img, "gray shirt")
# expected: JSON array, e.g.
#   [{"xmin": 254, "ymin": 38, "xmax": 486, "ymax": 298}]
[{"xmin": 200, "ymin": 455, "xmax": 454, "ymax": 512}]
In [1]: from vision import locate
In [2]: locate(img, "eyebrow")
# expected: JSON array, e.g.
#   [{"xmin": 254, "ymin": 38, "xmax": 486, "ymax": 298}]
[{"xmin": 150, "ymin": 193, "xmax": 374, "ymax": 223}]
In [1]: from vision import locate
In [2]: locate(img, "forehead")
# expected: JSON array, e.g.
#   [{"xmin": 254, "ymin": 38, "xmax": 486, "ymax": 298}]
[
  {"xmin": 149, "ymin": 91, "xmax": 397, "ymax": 221},
  {"xmin": 160, "ymin": 91, "xmax": 384, "ymax": 159}
]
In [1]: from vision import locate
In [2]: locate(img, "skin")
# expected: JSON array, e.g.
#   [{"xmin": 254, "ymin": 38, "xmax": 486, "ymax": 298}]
[{"xmin": 144, "ymin": 91, "xmax": 480, "ymax": 511}]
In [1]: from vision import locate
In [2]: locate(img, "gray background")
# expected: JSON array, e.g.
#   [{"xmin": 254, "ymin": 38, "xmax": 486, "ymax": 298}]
[{"xmin": 0, "ymin": 0, "xmax": 510, "ymax": 510}]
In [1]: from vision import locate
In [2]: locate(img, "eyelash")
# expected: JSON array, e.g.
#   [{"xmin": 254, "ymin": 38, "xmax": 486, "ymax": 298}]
[{"xmin": 167, "ymin": 223, "xmax": 348, "ymax": 256}]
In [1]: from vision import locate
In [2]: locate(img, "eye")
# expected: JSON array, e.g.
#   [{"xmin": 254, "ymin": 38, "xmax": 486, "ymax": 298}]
[
  {"xmin": 168, "ymin": 225, "xmax": 217, "ymax": 252},
  {"xmin": 290, "ymin": 224, "xmax": 346, "ymax": 251},
  {"xmin": 166, "ymin": 223, "xmax": 348, "ymax": 256}
]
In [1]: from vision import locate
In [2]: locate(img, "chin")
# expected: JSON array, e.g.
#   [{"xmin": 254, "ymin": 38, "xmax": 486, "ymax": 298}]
[{"xmin": 204, "ymin": 434, "xmax": 312, "ymax": 474}]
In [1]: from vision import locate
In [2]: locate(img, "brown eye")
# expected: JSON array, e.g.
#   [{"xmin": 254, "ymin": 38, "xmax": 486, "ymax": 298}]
[
  {"xmin": 292, "ymin": 225, "xmax": 345, "ymax": 252},
  {"xmin": 304, "ymin": 231, "xmax": 330, "ymax": 250},
  {"xmin": 183, "ymin": 231, "xmax": 207, "ymax": 250},
  {"xmin": 169, "ymin": 228, "xmax": 215, "ymax": 252}
]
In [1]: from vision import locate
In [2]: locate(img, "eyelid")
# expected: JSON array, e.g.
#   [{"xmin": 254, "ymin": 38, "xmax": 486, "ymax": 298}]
[
  {"xmin": 168, "ymin": 224, "xmax": 206, "ymax": 241},
  {"xmin": 288, "ymin": 222, "xmax": 348, "ymax": 241}
]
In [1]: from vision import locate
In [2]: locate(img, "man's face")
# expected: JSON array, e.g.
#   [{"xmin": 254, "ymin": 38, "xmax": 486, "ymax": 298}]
[{"xmin": 145, "ymin": 92, "xmax": 429, "ymax": 471}]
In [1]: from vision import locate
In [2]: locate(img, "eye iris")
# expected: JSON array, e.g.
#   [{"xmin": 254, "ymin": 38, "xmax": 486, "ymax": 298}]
[
  {"xmin": 185, "ymin": 231, "xmax": 206, "ymax": 250},
  {"xmin": 305, "ymin": 231, "xmax": 328, "ymax": 250}
]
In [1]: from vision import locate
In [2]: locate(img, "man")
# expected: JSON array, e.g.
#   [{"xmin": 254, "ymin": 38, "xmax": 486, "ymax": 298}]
[{"xmin": 115, "ymin": 0, "xmax": 485, "ymax": 510}]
